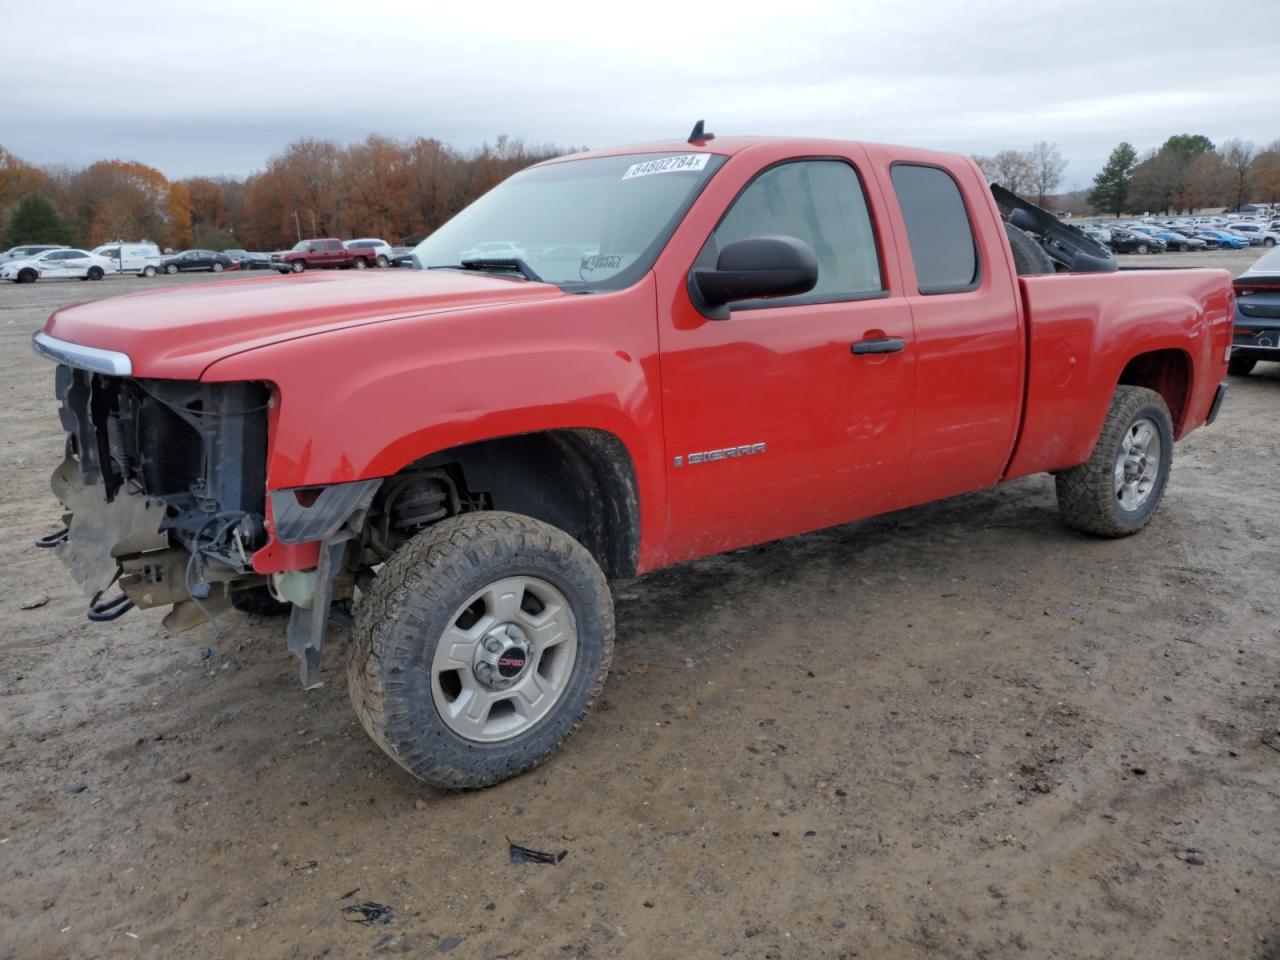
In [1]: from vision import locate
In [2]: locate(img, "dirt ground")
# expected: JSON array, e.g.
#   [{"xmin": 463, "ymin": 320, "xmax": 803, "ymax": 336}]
[{"xmin": 2, "ymin": 265, "xmax": 1278, "ymax": 960}]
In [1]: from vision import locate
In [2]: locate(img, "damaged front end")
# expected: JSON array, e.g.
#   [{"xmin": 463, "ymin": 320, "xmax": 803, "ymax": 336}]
[{"xmin": 47, "ymin": 360, "xmax": 273, "ymax": 632}]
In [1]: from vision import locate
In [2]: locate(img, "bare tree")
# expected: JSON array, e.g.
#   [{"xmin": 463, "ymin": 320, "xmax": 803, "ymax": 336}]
[
  {"xmin": 973, "ymin": 149, "xmax": 1035, "ymax": 196},
  {"xmin": 1220, "ymin": 138, "xmax": 1258, "ymax": 211},
  {"xmin": 1028, "ymin": 142, "xmax": 1067, "ymax": 207}
]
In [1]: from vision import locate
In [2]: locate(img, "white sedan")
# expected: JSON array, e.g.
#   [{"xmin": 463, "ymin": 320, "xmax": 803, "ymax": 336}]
[{"xmin": 0, "ymin": 248, "xmax": 116, "ymax": 283}]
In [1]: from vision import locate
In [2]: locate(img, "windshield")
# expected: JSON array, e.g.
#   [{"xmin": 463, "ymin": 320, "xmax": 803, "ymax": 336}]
[{"xmin": 413, "ymin": 152, "xmax": 726, "ymax": 289}]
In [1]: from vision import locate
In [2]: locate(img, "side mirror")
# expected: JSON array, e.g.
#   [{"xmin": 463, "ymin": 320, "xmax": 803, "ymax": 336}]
[{"xmin": 689, "ymin": 235, "xmax": 819, "ymax": 319}]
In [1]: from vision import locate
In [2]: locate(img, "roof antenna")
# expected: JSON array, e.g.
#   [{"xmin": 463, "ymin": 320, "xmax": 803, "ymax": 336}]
[{"xmin": 688, "ymin": 120, "xmax": 715, "ymax": 145}]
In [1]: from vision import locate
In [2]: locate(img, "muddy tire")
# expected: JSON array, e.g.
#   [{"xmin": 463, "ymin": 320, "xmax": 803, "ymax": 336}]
[
  {"xmin": 230, "ymin": 585, "xmax": 291, "ymax": 617},
  {"xmin": 1004, "ymin": 222, "xmax": 1055, "ymax": 276},
  {"xmin": 1055, "ymin": 385, "xmax": 1173, "ymax": 537},
  {"xmin": 1228, "ymin": 356, "xmax": 1256, "ymax": 377},
  {"xmin": 348, "ymin": 511, "xmax": 613, "ymax": 790}
]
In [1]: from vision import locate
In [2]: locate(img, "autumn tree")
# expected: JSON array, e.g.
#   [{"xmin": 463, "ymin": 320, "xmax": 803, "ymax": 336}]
[
  {"xmin": 1253, "ymin": 141, "xmax": 1280, "ymax": 206},
  {"xmin": 1088, "ymin": 142, "xmax": 1137, "ymax": 216}
]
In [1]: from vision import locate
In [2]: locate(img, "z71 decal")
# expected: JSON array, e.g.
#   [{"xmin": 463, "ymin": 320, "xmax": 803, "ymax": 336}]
[{"xmin": 674, "ymin": 443, "xmax": 766, "ymax": 468}]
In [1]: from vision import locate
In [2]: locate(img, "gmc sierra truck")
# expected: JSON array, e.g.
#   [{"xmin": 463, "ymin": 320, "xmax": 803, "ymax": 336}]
[{"xmin": 32, "ymin": 132, "xmax": 1233, "ymax": 790}]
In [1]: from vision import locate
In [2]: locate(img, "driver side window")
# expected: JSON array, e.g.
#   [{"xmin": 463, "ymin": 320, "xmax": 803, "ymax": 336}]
[{"xmin": 705, "ymin": 159, "xmax": 884, "ymax": 307}]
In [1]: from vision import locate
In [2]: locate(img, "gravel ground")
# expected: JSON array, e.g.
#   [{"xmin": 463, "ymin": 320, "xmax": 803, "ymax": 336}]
[{"xmin": 1, "ymin": 267, "xmax": 1278, "ymax": 960}]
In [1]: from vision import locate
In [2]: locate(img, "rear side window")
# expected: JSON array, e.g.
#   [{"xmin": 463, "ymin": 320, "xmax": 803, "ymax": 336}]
[
  {"xmin": 891, "ymin": 164, "xmax": 979, "ymax": 294},
  {"xmin": 327, "ymin": 240, "xmax": 343, "ymax": 251},
  {"xmin": 708, "ymin": 159, "xmax": 883, "ymax": 306}
]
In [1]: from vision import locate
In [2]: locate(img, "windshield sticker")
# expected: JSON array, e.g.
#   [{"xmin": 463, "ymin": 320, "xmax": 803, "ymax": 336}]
[
  {"xmin": 580, "ymin": 254, "xmax": 623, "ymax": 272},
  {"xmin": 622, "ymin": 154, "xmax": 711, "ymax": 180}
]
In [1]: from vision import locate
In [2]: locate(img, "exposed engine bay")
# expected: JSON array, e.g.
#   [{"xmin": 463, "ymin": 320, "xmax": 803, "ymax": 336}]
[{"xmin": 49, "ymin": 365, "xmax": 271, "ymax": 629}]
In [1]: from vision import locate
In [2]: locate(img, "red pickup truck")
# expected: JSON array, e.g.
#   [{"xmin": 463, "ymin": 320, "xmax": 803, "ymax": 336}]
[
  {"xmin": 275, "ymin": 238, "xmax": 376, "ymax": 273},
  {"xmin": 33, "ymin": 133, "xmax": 1232, "ymax": 789}
]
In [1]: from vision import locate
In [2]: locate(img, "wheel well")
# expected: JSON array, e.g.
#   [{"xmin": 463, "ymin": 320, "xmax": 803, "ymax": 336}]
[
  {"xmin": 377, "ymin": 429, "xmax": 640, "ymax": 580},
  {"xmin": 1118, "ymin": 349, "xmax": 1191, "ymax": 431}
]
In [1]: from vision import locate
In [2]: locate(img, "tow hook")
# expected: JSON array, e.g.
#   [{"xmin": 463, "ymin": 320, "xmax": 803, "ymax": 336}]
[{"xmin": 87, "ymin": 592, "xmax": 134, "ymax": 622}]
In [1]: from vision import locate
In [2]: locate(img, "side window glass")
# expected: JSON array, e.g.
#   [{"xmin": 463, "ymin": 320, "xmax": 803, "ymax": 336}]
[
  {"xmin": 708, "ymin": 160, "xmax": 883, "ymax": 306},
  {"xmin": 327, "ymin": 240, "xmax": 342, "ymax": 251},
  {"xmin": 890, "ymin": 164, "xmax": 979, "ymax": 294}
]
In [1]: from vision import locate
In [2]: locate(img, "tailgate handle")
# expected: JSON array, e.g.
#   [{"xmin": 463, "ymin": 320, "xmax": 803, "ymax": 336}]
[{"xmin": 851, "ymin": 336, "xmax": 906, "ymax": 355}]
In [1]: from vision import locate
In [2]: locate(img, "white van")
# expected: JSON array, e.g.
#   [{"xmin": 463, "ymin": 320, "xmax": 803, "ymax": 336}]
[{"xmin": 91, "ymin": 242, "xmax": 163, "ymax": 277}]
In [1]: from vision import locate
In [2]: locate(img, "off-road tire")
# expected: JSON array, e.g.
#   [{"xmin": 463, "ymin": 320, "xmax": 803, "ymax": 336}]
[
  {"xmin": 1004, "ymin": 222, "xmax": 1055, "ymax": 276},
  {"xmin": 230, "ymin": 585, "xmax": 292, "ymax": 617},
  {"xmin": 348, "ymin": 511, "xmax": 614, "ymax": 790},
  {"xmin": 1055, "ymin": 385, "xmax": 1173, "ymax": 537},
  {"xmin": 1228, "ymin": 356, "xmax": 1257, "ymax": 377}
]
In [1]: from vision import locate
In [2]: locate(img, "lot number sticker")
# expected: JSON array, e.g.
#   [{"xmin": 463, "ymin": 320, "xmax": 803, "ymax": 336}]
[{"xmin": 622, "ymin": 154, "xmax": 711, "ymax": 180}]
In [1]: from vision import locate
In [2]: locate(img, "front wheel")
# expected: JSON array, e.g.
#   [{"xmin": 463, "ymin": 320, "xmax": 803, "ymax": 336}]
[
  {"xmin": 291, "ymin": 260, "xmax": 306, "ymax": 273},
  {"xmin": 87, "ymin": 266, "xmax": 104, "ymax": 280},
  {"xmin": 349, "ymin": 512, "xmax": 614, "ymax": 790},
  {"xmin": 1228, "ymin": 356, "xmax": 1257, "ymax": 377},
  {"xmin": 18, "ymin": 269, "xmax": 37, "ymax": 283},
  {"xmin": 1265, "ymin": 238, "xmax": 1277, "ymax": 248},
  {"xmin": 1055, "ymin": 385, "xmax": 1173, "ymax": 537}
]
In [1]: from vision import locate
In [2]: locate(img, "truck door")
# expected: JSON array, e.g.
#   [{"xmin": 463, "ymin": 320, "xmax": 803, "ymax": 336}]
[
  {"xmin": 875, "ymin": 160, "xmax": 1025, "ymax": 506},
  {"xmin": 658, "ymin": 155, "xmax": 915, "ymax": 564}
]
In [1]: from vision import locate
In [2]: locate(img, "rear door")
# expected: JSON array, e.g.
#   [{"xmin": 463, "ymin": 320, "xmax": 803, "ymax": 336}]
[
  {"xmin": 657, "ymin": 152, "xmax": 916, "ymax": 563},
  {"xmin": 869, "ymin": 154, "xmax": 1025, "ymax": 506},
  {"xmin": 326, "ymin": 239, "xmax": 345, "ymax": 266}
]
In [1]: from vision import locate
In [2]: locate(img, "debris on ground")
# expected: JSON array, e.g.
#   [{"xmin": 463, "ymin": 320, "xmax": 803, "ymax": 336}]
[
  {"xmin": 338, "ymin": 888, "xmax": 361, "ymax": 900},
  {"xmin": 1174, "ymin": 848, "xmax": 1206, "ymax": 866},
  {"xmin": 171, "ymin": 772, "xmax": 191, "ymax": 784},
  {"xmin": 20, "ymin": 594, "xmax": 49, "ymax": 610},
  {"xmin": 341, "ymin": 901, "xmax": 394, "ymax": 924},
  {"xmin": 508, "ymin": 839, "xmax": 566, "ymax": 865}
]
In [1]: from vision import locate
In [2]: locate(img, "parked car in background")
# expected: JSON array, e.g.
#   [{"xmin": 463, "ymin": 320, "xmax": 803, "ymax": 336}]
[
  {"xmin": 388, "ymin": 247, "xmax": 418, "ymax": 268},
  {"xmin": 1226, "ymin": 224, "xmax": 1280, "ymax": 247},
  {"xmin": 91, "ymin": 242, "xmax": 163, "ymax": 277},
  {"xmin": 346, "ymin": 238, "xmax": 394, "ymax": 267},
  {"xmin": 2, "ymin": 244, "xmax": 67, "ymax": 261},
  {"xmin": 277, "ymin": 238, "xmax": 378, "ymax": 273},
  {"xmin": 457, "ymin": 240, "xmax": 528, "ymax": 263},
  {"xmin": 1078, "ymin": 224, "xmax": 1112, "ymax": 247},
  {"xmin": 1108, "ymin": 228, "xmax": 1165, "ymax": 254},
  {"xmin": 1132, "ymin": 227, "xmax": 1206, "ymax": 252},
  {"xmin": 160, "ymin": 250, "xmax": 234, "ymax": 274},
  {"xmin": 1194, "ymin": 230, "xmax": 1250, "ymax": 250},
  {"xmin": 0, "ymin": 248, "xmax": 114, "ymax": 282},
  {"xmin": 223, "ymin": 249, "xmax": 273, "ymax": 270},
  {"xmin": 1228, "ymin": 245, "xmax": 1280, "ymax": 377}
]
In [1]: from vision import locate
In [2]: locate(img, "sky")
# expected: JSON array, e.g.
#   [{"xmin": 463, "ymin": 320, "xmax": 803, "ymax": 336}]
[{"xmin": 2, "ymin": 0, "xmax": 1276, "ymax": 190}]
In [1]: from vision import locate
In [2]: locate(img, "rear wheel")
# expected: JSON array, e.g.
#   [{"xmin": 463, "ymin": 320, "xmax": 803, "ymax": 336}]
[
  {"xmin": 353, "ymin": 257, "xmax": 368, "ymax": 270},
  {"xmin": 376, "ymin": 254, "xmax": 389, "ymax": 268},
  {"xmin": 166, "ymin": 264, "xmax": 178, "ymax": 275},
  {"xmin": 349, "ymin": 511, "xmax": 613, "ymax": 789},
  {"xmin": 142, "ymin": 265, "xmax": 157, "ymax": 278},
  {"xmin": 1136, "ymin": 242, "xmax": 1149, "ymax": 254},
  {"xmin": 1228, "ymin": 356, "xmax": 1257, "ymax": 377},
  {"xmin": 1055, "ymin": 385, "xmax": 1173, "ymax": 537}
]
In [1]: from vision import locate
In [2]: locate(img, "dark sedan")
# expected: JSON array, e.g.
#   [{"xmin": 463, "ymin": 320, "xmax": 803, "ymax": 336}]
[
  {"xmin": 160, "ymin": 249, "xmax": 234, "ymax": 274},
  {"xmin": 224, "ymin": 249, "xmax": 273, "ymax": 270},
  {"xmin": 1108, "ymin": 228, "xmax": 1165, "ymax": 254}
]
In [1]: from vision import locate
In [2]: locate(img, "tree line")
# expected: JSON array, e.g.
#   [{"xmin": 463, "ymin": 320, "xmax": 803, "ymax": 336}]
[
  {"xmin": 1086, "ymin": 135, "xmax": 1280, "ymax": 217},
  {"xmin": 0, "ymin": 134, "xmax": 575, "ymax": 251}
]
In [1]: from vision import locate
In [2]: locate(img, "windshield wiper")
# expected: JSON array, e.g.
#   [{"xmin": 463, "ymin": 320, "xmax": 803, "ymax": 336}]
[{"xmin": 457, "ymin": 257, "xmax": 543, "ymax": 282}]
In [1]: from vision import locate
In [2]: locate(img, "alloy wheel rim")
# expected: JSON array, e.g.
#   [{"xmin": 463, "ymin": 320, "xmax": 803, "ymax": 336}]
[
  {"xmin": 430, "ymin": 575, "xmax": 578, "ymax": 742},
  {"xmin": 1114, "ymin": 417, "xmax": 1162, "ymax": 512}
]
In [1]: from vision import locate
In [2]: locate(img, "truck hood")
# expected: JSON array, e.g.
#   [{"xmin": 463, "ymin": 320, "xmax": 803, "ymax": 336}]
[{"xmin": 40, "ymin": 269, "xmax": 568, "ymax": 379}]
